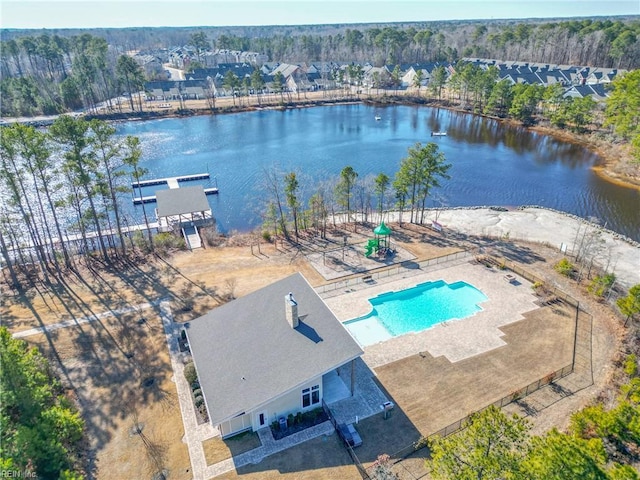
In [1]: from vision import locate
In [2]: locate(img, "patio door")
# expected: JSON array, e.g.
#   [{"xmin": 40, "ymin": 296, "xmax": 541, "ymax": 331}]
[{"xmin": 258, "ymin": 411, "xmax": 268, "ymax": 428}]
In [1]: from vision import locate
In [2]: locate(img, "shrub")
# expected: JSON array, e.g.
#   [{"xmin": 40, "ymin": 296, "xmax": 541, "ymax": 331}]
[
  {"xmin": 295, "ymin": 412, "xmax": 302, "ymax": 425},
  {"xmin": 271, "ymin": 420, "xmax": 280, "ymax": 431},
  {"xmin": 132, "ymin": 230, "xmax": 152, "ymax": 253},
  {"xmin": 198, "ymin": 404, "xmax": 209, "ymax": 421},
  {"xmin": 588, "ymin": 273, "xmax": 616, "ymax": 298},
  {"xmin": 624, "ymin": 354, "xmax": 638, "ymax": 377},
  {"xmin": 287, "ymin": 413, "xmax": 295, "ymax": 427},
  {"xmin": 192, "ymin": 388, "xmax": 202, "ymax": 398},
  {"xmin": 154, "ymin": 232, "xmax": 186, "ymax": 254},
  {"xmin": 554, "ymin": 258, "xmax": 574, "ymax": 277},
  {"xmin": 532, "ymin": 281, "xmax": 545, "ymax": 291},
  {"xmin": 262, "ymin": 231, "xmax": 272, "ymax": 242},
  {"xmin": 195, "ymin": 396, "xmax": 204, "ymax": 407},
  {"xmin": 184, "ymin": 362, "xmax": 198, "ymax": 384}
]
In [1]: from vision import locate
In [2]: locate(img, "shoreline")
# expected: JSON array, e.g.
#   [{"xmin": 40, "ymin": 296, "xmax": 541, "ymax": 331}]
[
  {"xmin": 339, "ymin": 206, "xmax": 640, "ymax": 289},
  {"xmin": 4, "ymin": 92, "xmax": 639, "ymax": 190}
]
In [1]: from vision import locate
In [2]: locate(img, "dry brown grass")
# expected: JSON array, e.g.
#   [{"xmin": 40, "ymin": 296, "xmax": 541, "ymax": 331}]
[
  {"xmin": 374, "ymin": 303, "xmax": 575, "ymax": 437},
  {"xmin": 203, "ymin": 431, "xmax": 261, "ymax": 466},
  {"xmin": 1, "ymin": 221, "xmax": 621, "ymax": 479},
  {"xmin": 1, "ymin": 225, "xmax": 376, "ymax": 479},
  {"xmin": 26, "ymin": 307, "xmax": 191, "ymax": 480},
  {"xmin": 216, "ymin": 433, "xmax": 360, "ymax": 480}
]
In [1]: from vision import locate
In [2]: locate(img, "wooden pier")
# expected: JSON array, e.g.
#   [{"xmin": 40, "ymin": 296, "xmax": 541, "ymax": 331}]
[
  {"xmin": 133, "ymin": 187, "xmax": 218, "ymax": 205},
  {"xmin": 131, "ymin": 172, "xmax": 210, "ymax": 188},
  {"xmin": 131, "ymin": 173, "xmax": 218, "ymax": 204}
]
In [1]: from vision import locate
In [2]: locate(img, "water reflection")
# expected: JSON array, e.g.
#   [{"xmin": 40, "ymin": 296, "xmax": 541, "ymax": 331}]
[{"xmin": 116, "ymin": 104, "xmax": 639, "ymax": 240}]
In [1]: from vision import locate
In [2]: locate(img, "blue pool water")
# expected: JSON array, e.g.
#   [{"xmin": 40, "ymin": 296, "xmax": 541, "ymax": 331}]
[{"xmin": 344, "ymin": 280, "xmax": 488, "ymax": 346}]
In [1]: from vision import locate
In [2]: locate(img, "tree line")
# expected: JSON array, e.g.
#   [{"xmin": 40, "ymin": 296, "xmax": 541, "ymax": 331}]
[
  {"xmin": 4, "ymin": 18, "xmax": 638, "ymax": 69},
  {"xmin": 215, "ymin": 19, "xmax": 640, "ymax": 69},
  {"xmin": 2, "ymin": 17, "xmax": 639, "ymax": 117},
  {"xmin": 260, "ymin": 141, "xmax": 451, "ymax": 242},
  {"xmin": 0, "ymin": 117, "xmax": 153, "ymax": 289},
  {"xmin": 1, "ymin": 33, "xmax": 145, "ymax": 117},
  {"xmin": 441, "ymin": 62, "xmax": 640, "ymax": 161}
]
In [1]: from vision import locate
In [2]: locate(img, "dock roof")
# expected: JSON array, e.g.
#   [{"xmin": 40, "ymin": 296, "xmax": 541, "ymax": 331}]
[{"xmin": 156, "ymin": 185, "xmax": 210, "ymax": 217}]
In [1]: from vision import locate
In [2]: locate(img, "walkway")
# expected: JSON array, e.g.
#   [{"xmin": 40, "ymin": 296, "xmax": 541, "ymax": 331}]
[
  {"xmin": 183, "ymin": 225, "xmax": 202, "ymax": 249},
  {"xmin": 158, "ymin": 301, "xmax": 211, "ymax": 479},
  {"xmin": 12, "ymin": 302, "xmax": 156, "ymax": 338},
  {"xmin": 158, "ymin": 301, "xmax": 342, "ymax": 479}
]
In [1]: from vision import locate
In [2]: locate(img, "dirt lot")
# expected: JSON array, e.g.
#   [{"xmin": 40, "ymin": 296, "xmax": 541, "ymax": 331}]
[
  {"xmin": 1, "ymin": 221, "xmax": 625, "ymax": 479},
  {"xmin": 216, "ymin": 433, "xmax": 360, "ymax": 480},
  {"xmin": 373, "ymin": 303, "xmax": 575, "ymax": 440}
]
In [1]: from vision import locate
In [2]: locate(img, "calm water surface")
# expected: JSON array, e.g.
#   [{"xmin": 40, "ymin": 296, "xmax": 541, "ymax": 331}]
[{"xmin": 117, "ymin": 105, "xmax": 639, "ymax": 240}]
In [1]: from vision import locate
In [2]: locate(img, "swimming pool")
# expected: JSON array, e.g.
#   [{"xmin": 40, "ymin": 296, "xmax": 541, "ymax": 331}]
[{"xmin": 344, "ymin": 280, "xmax": 488, "ymax": 346}]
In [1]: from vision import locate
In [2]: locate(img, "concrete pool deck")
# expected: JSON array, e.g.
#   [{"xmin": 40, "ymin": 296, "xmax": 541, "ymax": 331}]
[{"xmin": 324, "ymin": 262, "xmax": 540, "ymax": 367}]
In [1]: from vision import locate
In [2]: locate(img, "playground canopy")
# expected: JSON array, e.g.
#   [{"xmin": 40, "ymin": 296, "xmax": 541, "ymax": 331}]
[
  {"xmin": 365, "ymin": 221, "xmax": 393, "ymax": 258},
  {"xmin": 373, "ymin": 222, "xmax": 392, "ymax": 236}
]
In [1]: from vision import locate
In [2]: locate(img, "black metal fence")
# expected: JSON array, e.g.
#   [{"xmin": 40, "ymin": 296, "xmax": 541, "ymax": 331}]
[
  {"xmin": 322, "ymin": 399, "xmax": 371, "ymax": 479},
  {"xmin": 320, "ymin": 252, "xmax": 594, "ymax": 479},
  {"xmin": 316, "ymin": 250, "xmax": 474, "ymax": 295},
  {"xmin": 360, "ymin": 255, "xmax": 593, "ymax": 479}
]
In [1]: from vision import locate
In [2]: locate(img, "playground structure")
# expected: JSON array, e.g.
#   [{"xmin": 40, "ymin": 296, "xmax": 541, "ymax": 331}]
[{"xmin": 365, "ymin": 221, "xmax": 394, "ymax": 258}]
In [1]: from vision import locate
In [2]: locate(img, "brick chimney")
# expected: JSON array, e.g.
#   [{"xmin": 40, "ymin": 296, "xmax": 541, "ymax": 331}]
[{"xmin": 285, "ymin": 292, "xmax": 299, "ymax": 328}]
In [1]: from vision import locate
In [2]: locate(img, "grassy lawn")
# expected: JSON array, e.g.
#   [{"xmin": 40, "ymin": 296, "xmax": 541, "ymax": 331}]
[
  {"xmin": 203, "ymin": 430, "xmax": 261, "ymax": 465},
  {"xmin": 217, "ymin": 433, "xmax": 360, "ymax": 480},
  {"xmin": 374, "ymin": 303, "xmax": 575, "ymax": 438},
  {"xmin": 352, "ymin": 407, "xmax": 423, "ymax": 467}
]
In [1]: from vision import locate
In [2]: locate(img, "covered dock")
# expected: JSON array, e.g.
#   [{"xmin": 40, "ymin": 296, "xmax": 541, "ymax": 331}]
[{"xmin": 155, "ymin": 185, "xmax": 214, "ymax": 249}]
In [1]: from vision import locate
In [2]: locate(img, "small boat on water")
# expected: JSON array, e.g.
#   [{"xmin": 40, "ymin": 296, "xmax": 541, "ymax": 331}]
[
  {"xmin": 375, "ymin": 115, "xmax": 382, "ymax": 121},
  {"xmin": 431, "ymin": 131, "xmax": 447, "ymax": 136}
]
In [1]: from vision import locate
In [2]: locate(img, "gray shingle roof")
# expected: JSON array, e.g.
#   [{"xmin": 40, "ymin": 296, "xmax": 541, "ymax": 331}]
[
  {"xmin": 186, "ymin": 273, "xmax": 363, "ymax": 426},
  {"xmin": 156, "ymin": 186, "xmax": 210, "ymax": 218}
]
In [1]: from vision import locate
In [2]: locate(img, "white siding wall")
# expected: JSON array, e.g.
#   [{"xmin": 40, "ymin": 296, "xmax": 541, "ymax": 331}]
[
  {"xmin": 249, "ymin": 376, "xmax": 323, "ymax": 431},
  {"xmin": 220, "ymin": 412, "xmax": 252, "ymax": 438}
]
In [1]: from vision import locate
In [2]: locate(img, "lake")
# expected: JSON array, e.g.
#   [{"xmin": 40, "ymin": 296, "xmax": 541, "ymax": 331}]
[{"xmin": 116, "ymin": 104, "xmax": 640, "ymax": 241}]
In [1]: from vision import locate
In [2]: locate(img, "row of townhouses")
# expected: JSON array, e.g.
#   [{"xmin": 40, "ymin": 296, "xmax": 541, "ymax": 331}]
[{"xmin": 139, "ymin": 53, "xmax": 625, "ymax": 103}]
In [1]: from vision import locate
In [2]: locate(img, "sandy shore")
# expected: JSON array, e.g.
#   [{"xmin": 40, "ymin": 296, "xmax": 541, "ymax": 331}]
[{"xmin": 364, "ymin": 207, "xmax": 639, "ymax": 289}]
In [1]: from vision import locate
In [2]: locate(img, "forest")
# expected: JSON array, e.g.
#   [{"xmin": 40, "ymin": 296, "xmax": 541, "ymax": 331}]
[
  {"xmin": 1, "ymin": 17, "xmax": 640, "ymax": 480},
  {"xmin": 1, "ymin": 17, "xmax": 639, "ymax": 117}
]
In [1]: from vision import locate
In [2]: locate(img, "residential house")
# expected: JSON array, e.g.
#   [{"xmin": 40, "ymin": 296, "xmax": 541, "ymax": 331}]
[
  {"xmin": 586, "ymin": 68, "xmax": 623, "ymax": 85},
  {"xmin": 563, "ymin": 83, "xmax": 610, "ymax": 102},
  {"xmin": 269, "ymin": 63, "xmax": 312, "ymax": 94},
  {"xmin": 186, "ymin": 273, "xmax": 363, "ymax": 438},
  {"xmin": 460, "ymin": 58, "xmax": 620, "ymax": 99},
  {"xmin": 144, "ymin": 80, "xmax": 210, "ymax": 100},
  {"xmin": 401, "ymin": 62, "xmax": 443, "ymax": 88},
  {"xmin": 133, "ymin": 54, "xmax": 164, "ymax": 79}
]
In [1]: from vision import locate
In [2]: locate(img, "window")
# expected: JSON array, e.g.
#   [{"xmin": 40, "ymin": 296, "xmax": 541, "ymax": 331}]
[{"xmin": 302, "ymin": 385, "xmax": 320, "ymax": 408}]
